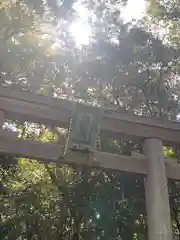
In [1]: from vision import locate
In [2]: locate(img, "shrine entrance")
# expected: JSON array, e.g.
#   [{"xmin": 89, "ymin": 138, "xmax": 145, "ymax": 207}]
[{"xmin": 0, "ymin": 87, "xmax": 179, "ymax": 239}]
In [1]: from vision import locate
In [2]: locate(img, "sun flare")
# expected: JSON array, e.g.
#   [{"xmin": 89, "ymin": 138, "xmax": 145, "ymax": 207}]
[
  {"xmin": 69, "ymin": 21, "xmax": 92, "ymax": 46},
  {"xmin": 69, "ymin": 0, "xmax": 147, "ymax": 46}
]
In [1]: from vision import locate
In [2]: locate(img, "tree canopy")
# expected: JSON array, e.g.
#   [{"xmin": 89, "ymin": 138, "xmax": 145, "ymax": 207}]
[{"xmin": 1, "ymin": 0, "xmax": 180, "ymax": 239}]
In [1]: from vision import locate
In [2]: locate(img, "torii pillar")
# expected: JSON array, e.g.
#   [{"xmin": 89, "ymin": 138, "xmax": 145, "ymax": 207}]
[{"xmin": 143, "ymin": 138, "xmax": 172, "ymax": 240}]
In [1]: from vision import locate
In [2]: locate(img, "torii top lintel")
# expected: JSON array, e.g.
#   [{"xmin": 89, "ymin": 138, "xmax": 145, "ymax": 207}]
[{"xmin": 0, "ymin": 87, "xmax": 179, "ymax": 144}]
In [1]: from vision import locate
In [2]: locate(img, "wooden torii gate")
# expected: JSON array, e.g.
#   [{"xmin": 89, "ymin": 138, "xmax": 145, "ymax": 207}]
[{"xmin": 0, "ymin": 87, "xmax": 180, "ymax": 239}]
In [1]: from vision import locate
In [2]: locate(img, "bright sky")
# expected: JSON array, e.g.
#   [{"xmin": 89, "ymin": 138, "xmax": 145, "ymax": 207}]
[
  {"xmin": 121, "ymin": 0, "xmax": 147, "ymax": 22},
  {"xmin": 69, "ymin": 2, "xmax": 92, "ymax": 46},
  {"xmin": 70, "ymin": 0, "xmax": 147, "ymax": 46}
]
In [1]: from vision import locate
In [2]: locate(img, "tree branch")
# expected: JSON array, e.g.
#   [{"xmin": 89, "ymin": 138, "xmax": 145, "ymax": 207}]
[{"xmin": 141, "ymin": 87, "xmax": 153, "ymax": 117}]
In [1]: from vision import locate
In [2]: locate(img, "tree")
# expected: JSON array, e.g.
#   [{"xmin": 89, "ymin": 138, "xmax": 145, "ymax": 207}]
[{"xmin": 1, "ymin": 0, "xmax": 180, "ymax": 239}]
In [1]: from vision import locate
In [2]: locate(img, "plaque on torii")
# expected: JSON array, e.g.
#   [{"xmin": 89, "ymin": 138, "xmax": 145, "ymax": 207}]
[{"xmin": 66, "ymin": 103, "xmax": 103, "ymax": 154}]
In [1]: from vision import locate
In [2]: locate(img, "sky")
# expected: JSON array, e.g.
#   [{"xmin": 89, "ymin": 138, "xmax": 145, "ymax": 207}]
[
  {"xmin": 70, "ymin": 0, "xmax": 147, "ymax": 46},
  {"xmin": 121, "ymin": 0, "xmax": 147, "ymax": 22}
]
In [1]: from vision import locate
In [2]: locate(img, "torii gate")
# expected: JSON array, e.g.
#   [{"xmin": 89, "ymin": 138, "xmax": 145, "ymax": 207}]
[{"xmin": 0, "ymin": 87, "xmax": 180, "ymax": 239}]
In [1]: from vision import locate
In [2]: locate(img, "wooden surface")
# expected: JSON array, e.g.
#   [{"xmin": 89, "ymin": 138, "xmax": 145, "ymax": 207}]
[
  {"xmin": 0, "ymin": 134, "xmax": 147, "ymax": 172},
  {"xmin": 0, "ymin": 111, "xmax": 4, "ymax": 127},
  {"xmin": 0, "ymin": 130, "xmax": 180, "ymax": 179},
  {"xmin": 144, "ymin": 139, "xmax": 172, "ymax": 240},
  {"xmin": 0, "ymin": 87, "xmax": 180, "ymax": 143}
]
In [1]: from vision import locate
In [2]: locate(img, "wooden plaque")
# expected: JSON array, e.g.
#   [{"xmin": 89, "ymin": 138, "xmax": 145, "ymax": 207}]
[{"xmin": 66, "ymin": 103, "xmax": 103, "ymax": 153}]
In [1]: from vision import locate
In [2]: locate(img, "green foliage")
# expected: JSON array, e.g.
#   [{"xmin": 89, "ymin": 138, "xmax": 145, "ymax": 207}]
[{"xmin": 1, "ymin": 0, "xmax": 180, "ymax": 239}]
